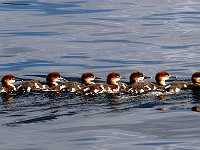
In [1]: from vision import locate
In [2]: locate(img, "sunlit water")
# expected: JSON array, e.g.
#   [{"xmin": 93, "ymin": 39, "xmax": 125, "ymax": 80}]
[{"xmin": 1, "ymin": 0, "xmax": 200, "ymax": 149}]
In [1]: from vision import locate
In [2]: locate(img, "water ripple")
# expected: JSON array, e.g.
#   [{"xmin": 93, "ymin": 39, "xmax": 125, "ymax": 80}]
[
  {"xmin": 0, "ymin": 59, "xmax": 91, "ymax": 71},
  {"xmin": 0, "ymin": 59, "xmax": 54, "ymax": 71},
  {"xmin": 0, "ymin": 31, "xmax": 61, "ymax": 37},
  {"xmin": 1, "ymin": 0, "xmax": 200, "ymax": 149},
  {"xmin": 160, "ymin": 44, "xmax": 200, "ymax": 49},
  {"xmin": 0, "ymin": 1, "xmax": 115, "ymax": 15},
  {"xmin": 5, "ymin": 114, "xmax": 57, "ymax": 127},
  {"xmin": 93, "ymin": 59, "xmax": 165, "ymax": 65},
  {"xmin": 68, "ymin": 39, "xmax": 156, "ymax": 46},
  {"xmin": 151, "ymin": 11, "xmax": 200, "ymax": 17},
  {"xmin": 1, "ymin": 47, "xmax": 37, "ymax": 54}
]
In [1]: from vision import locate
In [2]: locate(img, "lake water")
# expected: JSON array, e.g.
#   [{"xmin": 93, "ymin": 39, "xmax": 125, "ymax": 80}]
[{"xmin": 1, "ymin": 0, "xmax": 200, "ymax": 149}]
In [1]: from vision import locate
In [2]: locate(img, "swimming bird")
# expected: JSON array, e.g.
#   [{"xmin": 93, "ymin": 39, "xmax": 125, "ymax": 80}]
[
  {"xmin": 0, "ymin": 74, "xmax": 17, "ymax": 93},
  {"xmin": 151, "ymin": 71, "xmax": 172, "ymax": 92},
  {"xmin": 62, "ymin": 72, "xmax": 100, "ymax": 93},
  {"xmin": 84, "ymin": 72, "xmax": 127, "ymax": 95},
  {"xmin": 187, "ymin": 72, "xmax": 200, "ymax": 90},
  {"xmin": 149, "ymin": 71, "xmax": 187, "ymax": 94},
  {"xmin": 42, "ymin": 72, "xmax": 64, "ymax": 91},
  {"xmin": 128, "ymin": 71, "xmax": 152, "ymax": 94},
  {"xmin": 17, "ymin": 72, "xmax": 64, "ymax": 92}
]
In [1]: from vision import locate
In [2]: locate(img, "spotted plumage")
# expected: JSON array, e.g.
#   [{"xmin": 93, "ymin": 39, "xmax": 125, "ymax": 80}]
[
  {"xmin": 84, "ymin": 72, "xmax": 127, "ymax": 95},
  {"xmin": 165, "ymin": 81, "xmax": 188, "ymax": 93},
  {"xmin": 17, "ymin": 72, "xmax": 64, "ymax": 93},
  {"xmin": 42, "ymin": 72, "xmax": 64, "ymax": 91},
  {"xmin": 128, "ymin": 71, "xmax": 152, "ymax": 95},
  {"xmin": 17, "ymin": 80, "xmax": 43, "ymax": 93},
  {"xmin": 151, "ymin": 71, "xmax": 172, "ymax": 92},
  {"xmin": 62, "ymin": 72, "xmax": 99, "ymax": 93}
]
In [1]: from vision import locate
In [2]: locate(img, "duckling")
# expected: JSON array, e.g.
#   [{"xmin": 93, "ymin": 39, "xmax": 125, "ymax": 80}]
[
  {"xmin": 17, "ymin": 72, "xmax": 64, "ymax": 93},
  {"xmin": 0, "ymin": 74, "xmax": 16, "ymax": 93},
  {"xmin": 84, "ymin": 72, "xmax": 127, "ymax": 95},
  {"xmin": 151, "ymin": 71, "xmax": 172, "ymax": 92},
  {"xmin": 187, "ymin": 72, "xmax": 200, "ymax": 90},
  {"xmin": 43, "ymin": 72, "xmax": 64, "ymax": 91},
  {"xmin": 62, "ymin": 72, "xmax": 99, "ymax": 93},
  {"xmin": 128, "ymin": 71, "xmax": 152, "ymax": 95}
]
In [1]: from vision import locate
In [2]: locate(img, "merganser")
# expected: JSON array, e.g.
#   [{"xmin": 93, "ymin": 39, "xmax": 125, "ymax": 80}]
[
  {"xmin": 151, "ymin": 71, "xmax": 172, "ymax": 92},
  {"xmin": 17, "ymin": 72, "xmax": 64, "ymax": 92},
  {"xmin": 150, "ymin": 71, "xmax": 187, "ymax": 94},
  {"xmin": 187, "ymin": 72, "xmax": 200, "ymax": 90},
  {"xmin": 0, "ymin": 74, "xmax": 16, "ymax": 93},
  {"xmin": 43, "ymin": 72, "xmax": 64, "ymax": 91},
  {"xmin": 128, "ymin": 71, "xmax": 152, "ymax": 94},
  {"xmin": 62, "ymin": 72, "xmax": 99, "ymax": 93},
  {"xmin": 84, "ymin": 72, "xmax": 127, "ymax": 95}
]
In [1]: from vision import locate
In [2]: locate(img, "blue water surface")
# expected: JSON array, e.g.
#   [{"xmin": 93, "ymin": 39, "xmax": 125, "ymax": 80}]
[{"xmin": 0, "ymin": 0, "xmax": 200, "ymax": 149}]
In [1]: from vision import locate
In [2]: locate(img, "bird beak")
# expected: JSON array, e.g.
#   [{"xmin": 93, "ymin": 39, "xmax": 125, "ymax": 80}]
[
  {"xmin": 144, "ymin": 76, "xmax": 151, "ymax": 79},
  {"xmin": 95, "ymin": 76, "xmax": 101, "ymax": 80},
  {"xmin": 59, "ymin": 77, "xmax": 66, "ymax": 82},
  {"xmin": 166, "ymin": 74, "xmax": 176, "ymax": 82},
  {"xmin": 170, "ymin": 74, "xmax": 176, "ymax": 79},
  {"xmin": 15, "ymin": 77, "xmax": 24, "ymax": 82},
  {"xmin": 120, "ymin": 76, "xmax": 126, "ymax": 80},
  {"xmin": 95, "ymin": 76, "xmax": 103, "ymax": 83}
]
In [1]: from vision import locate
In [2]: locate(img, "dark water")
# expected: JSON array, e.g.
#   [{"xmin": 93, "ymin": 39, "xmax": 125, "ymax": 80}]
[{"xmin": 1, "ymin": 0, "xmax": 200, "ymax": 149}]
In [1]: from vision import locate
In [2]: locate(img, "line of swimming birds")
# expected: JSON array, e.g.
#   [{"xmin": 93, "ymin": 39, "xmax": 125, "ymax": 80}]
[{"xmin": 1, "ymin": 71, "xmax": 200, "ymax": 96}]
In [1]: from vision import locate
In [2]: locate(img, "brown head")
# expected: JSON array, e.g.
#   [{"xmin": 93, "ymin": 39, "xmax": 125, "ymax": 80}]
[
  {"xmin": 1, "ymin": 74, "xmax": 16, "ymax": 91},
  {"xmin": 81, "ymin": 72, "xmax": 96, "ymax": 85},
  {"xmin": 155, "ymin": 71, "xmax": 171, "ymax": 86},
  {"xmin": 106, "ymin": 72, "xmax": 120, "ymax": 85},
  {"xmin": 191, "ymin": 72, "xmax": 200, "ymax": 85},
  {"xmin": 46, "ymin": 72, "xmax": 62, "ymax": 87},
  {"xmin": 130, "ymin": 71, "xmax": 149, "ymax": 84}
]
